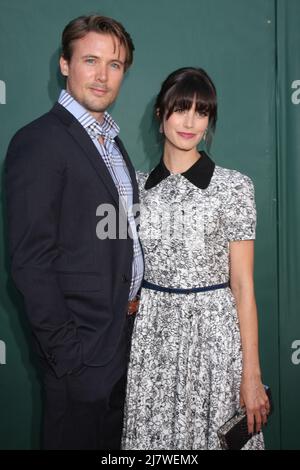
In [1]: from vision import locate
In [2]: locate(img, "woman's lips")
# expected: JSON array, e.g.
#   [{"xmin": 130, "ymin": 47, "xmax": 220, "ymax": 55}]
[{"xmin": 177, "ymin": 132, "xmax": 196, "ymax": 139}]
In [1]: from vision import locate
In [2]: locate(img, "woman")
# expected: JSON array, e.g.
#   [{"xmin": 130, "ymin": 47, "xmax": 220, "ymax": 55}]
[{"xmin": 123, "ymin": 67, "xmax": 270, "ymax": 450}]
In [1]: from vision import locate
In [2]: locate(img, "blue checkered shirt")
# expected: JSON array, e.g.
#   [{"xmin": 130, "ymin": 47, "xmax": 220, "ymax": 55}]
[{"xmin": 58, "ymin": 90, "xmax": 143, "ymax": 299}]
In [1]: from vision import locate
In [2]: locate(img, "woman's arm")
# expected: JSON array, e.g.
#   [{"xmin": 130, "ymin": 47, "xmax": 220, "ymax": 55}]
[{"xmin": 229, "ymin": 239, "xmax": 270, "ymax": 434}]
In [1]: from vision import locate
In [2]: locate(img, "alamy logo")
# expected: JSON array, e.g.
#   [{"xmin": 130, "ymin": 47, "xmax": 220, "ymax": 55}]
[
  {"xmin": 95, "ymin": 199, "xmax": 205, "ymax": 250},
  {"xmin": 291, "ymin": 80, "xmax": 300, "ymax": 105},
  {"xmin": 291, "ymin": 340, "xmax": 300, "ymax": 365},
  {"xmin": 0, "ymin": 340, "xmax": 6, "ymax": 365},
  {"xmin": 0, "ymin": 80, "xmax": 6, "ymax": 104}
]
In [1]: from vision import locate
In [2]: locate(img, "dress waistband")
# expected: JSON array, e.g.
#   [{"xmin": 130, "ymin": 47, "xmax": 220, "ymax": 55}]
[{"xmin": 142, "ymin": 280, "xmax": 229, "ymax": 294}]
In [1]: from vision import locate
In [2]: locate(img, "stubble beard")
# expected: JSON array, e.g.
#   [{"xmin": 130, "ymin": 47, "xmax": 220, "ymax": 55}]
[{"xmin": 82, "ymin": 94, "xmax": 115, "ymax": 119}]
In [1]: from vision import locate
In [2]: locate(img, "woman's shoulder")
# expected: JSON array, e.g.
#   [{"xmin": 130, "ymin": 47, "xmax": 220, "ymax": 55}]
[
  {"xmin": 135, "ymin": 170, "xmax": 149, "ymax": 189},
  {"xmin": 214, "ymin": 165, "xmax": 254, "ymax": 191}
]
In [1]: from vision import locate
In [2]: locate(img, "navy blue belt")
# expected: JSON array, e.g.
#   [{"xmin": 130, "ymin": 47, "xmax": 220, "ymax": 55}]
[{"xmin": 142, "ymin": 280, "xmax": 229, "ymax": 294}]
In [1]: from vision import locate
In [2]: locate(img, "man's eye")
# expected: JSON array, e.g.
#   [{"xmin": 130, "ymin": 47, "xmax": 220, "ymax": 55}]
[
  {"xmin": 85, "ymin": 58, "xmax": 95, "ymax": 64},
  {"xmin": 111, "ymin": 62, "xmax": 120, "ymax": 69}
]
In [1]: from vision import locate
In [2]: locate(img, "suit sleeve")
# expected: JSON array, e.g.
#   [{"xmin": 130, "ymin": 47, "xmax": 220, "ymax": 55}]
[{"xmin": 5, "ymin": 127, "xmax": 83, "ymax": 378}]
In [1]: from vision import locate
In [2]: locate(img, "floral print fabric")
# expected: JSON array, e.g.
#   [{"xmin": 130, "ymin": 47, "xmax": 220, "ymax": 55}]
[{"xmin": 122, "ymin": 165, "xmax": 264, "ymax": 450}]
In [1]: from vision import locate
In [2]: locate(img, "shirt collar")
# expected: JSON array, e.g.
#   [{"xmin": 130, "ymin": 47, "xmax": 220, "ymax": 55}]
[
  {"xmin": 144, "ymin": 151, "xmax": 215, "ymax": 190},
  {"xmin": 58, "ymin": 89, "xmax": 119, "ymax": 138}
]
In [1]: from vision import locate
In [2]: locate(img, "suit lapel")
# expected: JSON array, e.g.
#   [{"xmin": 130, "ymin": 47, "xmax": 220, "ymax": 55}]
[
  {"xmin": 51, "ymin": 103, "xmax": 120, "ymax": 206},
  {"xmin": 68, "ymin": 121, "xmax": 121, "ymax": 206},
  {"xmin": 50, "ymin": 103, "xmax": 139, "ymax": 209}
]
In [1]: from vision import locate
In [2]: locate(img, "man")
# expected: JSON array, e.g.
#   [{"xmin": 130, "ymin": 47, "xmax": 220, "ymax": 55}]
[{"xmin": 5, "ymin": 15, "xmax": 143, "ymax": 450}]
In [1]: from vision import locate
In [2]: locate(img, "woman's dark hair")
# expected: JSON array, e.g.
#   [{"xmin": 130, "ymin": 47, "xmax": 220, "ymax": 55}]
[
  {"xmin": 61, "ymin": 15, "xmax": 134, "ymax": 71},
  {"xmin": 155, "ymin": 67, "xmax": 217, "ymax": 149}
]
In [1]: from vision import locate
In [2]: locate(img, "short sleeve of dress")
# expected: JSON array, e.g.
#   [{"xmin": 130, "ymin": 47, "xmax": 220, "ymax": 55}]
[{"xmin": 224, "ymin": 173, "xmax": 256, "ymax": 241}]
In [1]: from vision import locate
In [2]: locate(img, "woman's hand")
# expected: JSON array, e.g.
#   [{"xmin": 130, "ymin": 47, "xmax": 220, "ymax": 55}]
[{"xmin": 240, "ymin": 375, "xmax": 270, "ymax": 434}]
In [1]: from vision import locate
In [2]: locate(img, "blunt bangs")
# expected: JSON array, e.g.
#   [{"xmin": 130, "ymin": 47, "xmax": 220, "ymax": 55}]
[{"xmin": 165, "ymin": 80, "xmax": 216, "ymax": 121}]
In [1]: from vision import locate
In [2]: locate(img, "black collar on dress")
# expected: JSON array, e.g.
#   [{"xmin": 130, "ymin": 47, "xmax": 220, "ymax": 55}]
[{"xmin": 144, "ymin": 151, "xmax": 215, "ymax": 190}]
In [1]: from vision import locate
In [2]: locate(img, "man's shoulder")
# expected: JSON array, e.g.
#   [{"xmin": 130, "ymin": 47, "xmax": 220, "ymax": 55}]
[
  {"xmin": 10, "ymin": 104, "xmax": 70, "ymax": 146},
  {"xmin": 6, "ymin": 105, "xmax": 74, "ymax": 161}
]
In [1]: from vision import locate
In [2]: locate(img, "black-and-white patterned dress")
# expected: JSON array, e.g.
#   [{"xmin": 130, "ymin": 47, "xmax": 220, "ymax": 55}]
[{"xmin": 122, "ymin": 152, "xmax": 264, "ymax": 450}]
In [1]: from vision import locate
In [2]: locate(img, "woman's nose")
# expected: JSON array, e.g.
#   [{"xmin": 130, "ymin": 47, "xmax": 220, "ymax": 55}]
[{"xmin": 183, "ymin": 112, "xmax": 194, "ymax": 128}]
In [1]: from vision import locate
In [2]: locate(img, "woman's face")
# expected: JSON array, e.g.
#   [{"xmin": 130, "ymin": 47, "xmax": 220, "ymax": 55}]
[{"xmin": 162, "ymin": 99, "xmax": 209, "ymax": 152}]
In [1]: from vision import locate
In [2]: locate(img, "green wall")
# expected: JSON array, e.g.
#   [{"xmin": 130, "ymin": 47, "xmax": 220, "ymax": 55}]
[
  {"xmin": 0, "ymin": 0, "xmax": 299, "ymax": 450},
  {"xmin": 277, "ymin": 0, "xmax": 300, "ymax": 450}
]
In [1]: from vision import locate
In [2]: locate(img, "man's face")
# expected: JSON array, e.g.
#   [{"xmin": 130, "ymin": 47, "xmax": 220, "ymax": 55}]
[{"xmin": 60, "ymin": 31, "xmax": 126, "ymax": 122}]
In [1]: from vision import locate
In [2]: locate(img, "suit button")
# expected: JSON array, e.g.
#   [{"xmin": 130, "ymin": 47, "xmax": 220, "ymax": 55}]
[{"xmin": 122, "ymin": 274, "xmax": 129, "ymax": 283}]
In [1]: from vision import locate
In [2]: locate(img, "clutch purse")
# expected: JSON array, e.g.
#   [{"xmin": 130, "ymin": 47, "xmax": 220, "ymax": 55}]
[{"xmin": 217, "ymin": 385, "xmax": 273, "ymax": 450}]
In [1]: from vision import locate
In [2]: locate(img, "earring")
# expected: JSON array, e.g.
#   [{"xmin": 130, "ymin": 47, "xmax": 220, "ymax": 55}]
[
  {"xmin": 159, "ymin": 123, "xmax": 163, "ymax": 134},
  {"xmin": 203, "ymin": 128, "xmax": 208, "ymax": 141}
]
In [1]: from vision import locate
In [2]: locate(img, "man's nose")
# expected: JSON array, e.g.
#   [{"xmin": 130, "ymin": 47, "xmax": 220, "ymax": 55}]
[{"xmin": 95, "ymin": 64, "xmax": 108, "ymax": 82}]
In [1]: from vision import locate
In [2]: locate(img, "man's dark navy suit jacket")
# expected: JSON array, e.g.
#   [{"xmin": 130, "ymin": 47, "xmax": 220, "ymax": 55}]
[{"xmin": 5, "ymin": 103, "xmax": 139, "ymax": 378}]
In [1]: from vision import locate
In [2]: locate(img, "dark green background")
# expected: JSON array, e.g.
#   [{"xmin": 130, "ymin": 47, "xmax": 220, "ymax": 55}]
[{"xmin": 0, "ymin": 0, "xmax": 299, "ymax": 449}]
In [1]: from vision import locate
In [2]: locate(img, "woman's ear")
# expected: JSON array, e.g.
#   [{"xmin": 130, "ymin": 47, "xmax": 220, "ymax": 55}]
[{"xmin": 156, "ymin": 108, "xmax": 164, "ymax": 133}]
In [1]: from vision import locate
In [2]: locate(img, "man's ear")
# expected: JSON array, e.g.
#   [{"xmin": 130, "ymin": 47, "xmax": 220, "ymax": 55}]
[{"xmin": 59, "ymin": 56, "xmax": 69, "ymax": 77}]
